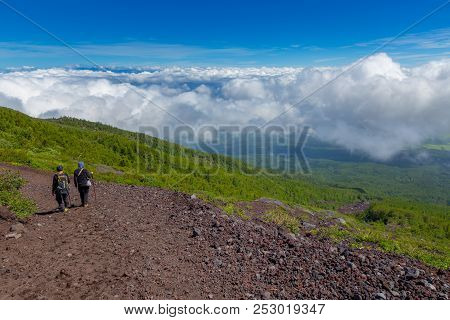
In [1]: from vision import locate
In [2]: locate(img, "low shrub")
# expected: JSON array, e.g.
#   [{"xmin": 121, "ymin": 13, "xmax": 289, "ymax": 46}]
[{"xmin": 0, "ymin": 170, "xmax": 36, "ymax": 218}]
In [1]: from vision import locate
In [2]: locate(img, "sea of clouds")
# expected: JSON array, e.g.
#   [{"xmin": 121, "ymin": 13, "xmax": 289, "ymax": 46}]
[{"xmin": 0, "ymin": 53, "xmax": 449, "ymax": 160}]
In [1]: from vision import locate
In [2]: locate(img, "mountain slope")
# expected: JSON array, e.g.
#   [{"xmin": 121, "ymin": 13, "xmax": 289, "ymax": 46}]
[
  {"xmin": 0, "ymin": 164, "xmax": 448, "ymax": 299},
  {"xmin": 0, "ymin": 106, "xmax": 361, "ymax": 208},
  {"xmin": 0, "ymin": 106, "xmax": 448, "ymax": 268}
]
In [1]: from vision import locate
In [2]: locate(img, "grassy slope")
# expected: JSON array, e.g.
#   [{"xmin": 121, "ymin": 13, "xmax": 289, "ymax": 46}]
[
  {"xmin": 234, "ymin": 137, "xmax": 450, "ymax": 205},
  {"xmin": 308, "ymin": 159, "xmax": 450, "ymax": 205},
  {"xmin": 318, "ymin": 199, "xmax": 449, "ymax": 268},
  {"xmin": 0, "ymin": 106, "xmax": 361, "ymax": 208},
  {"xmin": 0, "ymin": 106, "xmax": 449, "ymax": 268}
]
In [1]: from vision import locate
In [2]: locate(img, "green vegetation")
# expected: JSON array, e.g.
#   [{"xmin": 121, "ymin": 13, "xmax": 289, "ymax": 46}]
[
  {"xmin": 0, "ymin": 169, "xmax": 37, "ymax": 219},
  {"xmin": 223, "ymin": 203, "xmax": 248, "ymax": 220},
  {"xmin": 424, "ymin": 144, "xmax": 450, "ymax": 151},
  {"xmin": 319, "ymin": 198, "xmax": 450, "ymax": 269},
  {"xmin": 0, "ymin": 106, "xmax": 448, "ymax": 268},
  {"xmin": 308, "ymin": 159, "xmax": 449, "ymax": 205},
  {"xmin": 263, "ymin": 207, "xmax": 299, "ymax": 234},
  {"xmin": 237, "ymin": 137, "xmax": 450, "ymax": 205},
  {"xmin": 423, "ymin": 135, "xmax": 450, "ymax": 152},
  {"xmin": 0, "ymin": 106, "xmax": 362, "ymax": 208}
]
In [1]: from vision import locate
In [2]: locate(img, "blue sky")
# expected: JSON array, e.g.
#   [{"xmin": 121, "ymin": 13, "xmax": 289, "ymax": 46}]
[{"xmin": 0, "ymin": 0, "xmax": 449, "ymax": 67}]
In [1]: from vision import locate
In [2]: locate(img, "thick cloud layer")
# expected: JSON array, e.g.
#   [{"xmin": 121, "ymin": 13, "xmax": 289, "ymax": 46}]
[{"xmin": 0, "ymin": 53, "xmax": 449, "ymax": 160}]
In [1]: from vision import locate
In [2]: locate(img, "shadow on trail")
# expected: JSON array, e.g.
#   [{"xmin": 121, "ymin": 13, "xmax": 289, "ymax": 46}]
[
  {"xmin": 35, "ymin": 209, "xmax": 59, "ymax": 215},
  {"xmin": 35, "ymin": 204, "xmax": 82, "ymax": 215}
]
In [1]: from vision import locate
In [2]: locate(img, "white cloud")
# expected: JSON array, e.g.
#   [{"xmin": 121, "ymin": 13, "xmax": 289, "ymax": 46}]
[{"xmin": 0, "ymin": 53, "xmax": 449, "ymax": 160}]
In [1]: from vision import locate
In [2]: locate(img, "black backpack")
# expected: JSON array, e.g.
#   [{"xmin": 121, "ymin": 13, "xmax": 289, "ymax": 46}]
[
  {"xmin": 76, "ymin": 168, "xmax": 91, "ymax": 187},
  {"xmin": 56, "ymin": 173, "xmax": 69, "ymax": 194}
]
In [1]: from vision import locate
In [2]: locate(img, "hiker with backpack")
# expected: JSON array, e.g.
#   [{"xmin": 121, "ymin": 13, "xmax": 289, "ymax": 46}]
[
  {"xmin": 74, "ymin": 162, "xmax": 93, "ymax": 207},
  {"xmin": 52, "ymin": 165, "xmax": 71, "ymax": 212}
]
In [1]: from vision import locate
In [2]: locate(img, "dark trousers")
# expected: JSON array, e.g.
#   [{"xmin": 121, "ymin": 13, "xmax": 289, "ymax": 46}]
[
  {"xmin": 78, "ymin": 186, "xmax": 90, "ymax": 206},
  {"xmin": 56, "ymin": 192, "xmax": 69, "ymax": 211}
]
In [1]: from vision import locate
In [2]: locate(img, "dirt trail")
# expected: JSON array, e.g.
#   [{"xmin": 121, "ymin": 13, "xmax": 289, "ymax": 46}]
[{"xmin": 0, "ymin": 164, "xmax": 448, "ymax": 299}]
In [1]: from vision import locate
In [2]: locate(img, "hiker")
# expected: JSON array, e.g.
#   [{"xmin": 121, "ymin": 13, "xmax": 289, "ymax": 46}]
[
  {"xmin": 52, "ymin": 165, "xmax": 71, "ymax": 212},
  {"xmin": 74, "ymin": 161, "xmax": 93, "ymax": 207}
]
